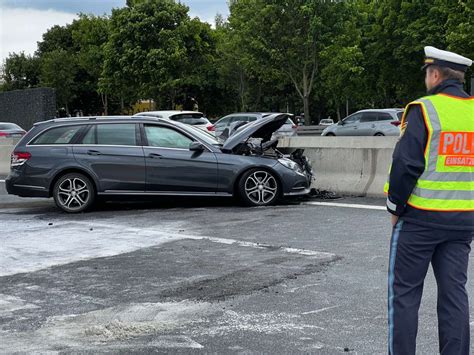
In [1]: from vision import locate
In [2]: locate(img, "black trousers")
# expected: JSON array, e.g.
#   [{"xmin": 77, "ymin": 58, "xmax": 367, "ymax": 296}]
[{"xmin": 388, "ymin": 220, "xmax": 473, "ymax": 355}]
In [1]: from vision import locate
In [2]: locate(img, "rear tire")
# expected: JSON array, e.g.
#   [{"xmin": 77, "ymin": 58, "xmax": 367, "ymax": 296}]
[
  {"xmin": 238, "ymin": 169, "xmax": 280, "ymax": 207},
  {"xmin": 325, "ymin": 133, "xmax": 335, "ymax": 136},
  {"xmin": 374, "ymin": 132, "xmax": 385, "ymax": 136},
  {"xmin": 53, "ymin": 173, "xmax": 95, "ymax": 213}
]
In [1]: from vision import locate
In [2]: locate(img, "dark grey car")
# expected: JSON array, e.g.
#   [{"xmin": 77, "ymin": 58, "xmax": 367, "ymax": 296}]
[{"xmin": 6, "ymin": 114, "xmax": 312, "ymax": 213}]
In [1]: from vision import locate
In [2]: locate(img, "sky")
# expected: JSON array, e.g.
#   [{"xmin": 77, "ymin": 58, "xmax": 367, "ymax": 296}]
[{"xmin": 0, "ymin": 0, "xmax": 229, "ymax": 63}]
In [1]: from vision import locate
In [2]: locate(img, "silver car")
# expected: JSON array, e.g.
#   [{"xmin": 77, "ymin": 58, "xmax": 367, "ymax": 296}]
[
  {"xmin": 321, "ymin": 109, "xmax": 403, "ymax": 136},
  {"xmin": 214, "ymin": 113, "xmax": 297, "ymax": 141},
  {"xmin": 133, "ymin": 111, "xmax": 215, "ymax": 133}
]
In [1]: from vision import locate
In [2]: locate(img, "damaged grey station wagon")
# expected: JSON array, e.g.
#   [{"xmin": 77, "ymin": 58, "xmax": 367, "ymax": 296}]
[{"xmin": 6, "ymin": 114, "xmax": 313, "ymax": 213}]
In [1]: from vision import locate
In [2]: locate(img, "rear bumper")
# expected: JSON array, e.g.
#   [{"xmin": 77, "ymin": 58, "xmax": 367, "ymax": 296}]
[{"xmin": 6, "ymin": 171, "xmax": 49, "ymax": 198}]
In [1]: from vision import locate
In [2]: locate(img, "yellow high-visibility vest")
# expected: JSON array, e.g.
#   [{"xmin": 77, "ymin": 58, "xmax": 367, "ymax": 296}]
[{"xmin": 384, "ymin": 94, "xmax": 474, "ymax": 211}]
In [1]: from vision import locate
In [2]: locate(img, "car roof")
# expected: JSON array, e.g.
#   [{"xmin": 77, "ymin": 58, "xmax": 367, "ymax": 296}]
[
  {"xmin": 34, "ymin": 116, "xmax": 135, "ymax": 126},
  {"xmin": 224, "ymin": 112, "xmax": 289, "ymax": 116},
  {"xmin": 356, "ymin": 108, "xmax": 403, "ymax": 113},
  {"xmin": 134, "ymin": 111, "xmax": 203, "ymax": 118}
]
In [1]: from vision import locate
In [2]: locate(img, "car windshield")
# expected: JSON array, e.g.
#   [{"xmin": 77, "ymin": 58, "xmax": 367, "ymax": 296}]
[{"xmin": 0, "ymin": 123, "xmax": 21, "ymax": 130}]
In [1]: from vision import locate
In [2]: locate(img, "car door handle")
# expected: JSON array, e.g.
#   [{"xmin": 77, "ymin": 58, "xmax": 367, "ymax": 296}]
[
  {"xmin": 87, "ymin": 150, "xmax": 101, "ymax": 156},
  {"xmin": 148, "ymin": 153, "xmax": 162, "ymax": 159}
]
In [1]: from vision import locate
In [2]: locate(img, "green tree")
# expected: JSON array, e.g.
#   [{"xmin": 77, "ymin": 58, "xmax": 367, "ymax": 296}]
[
  {"xmin": 357, "ymin": 0, "xmax": 454, "ymax": 107},
  {"xmin": 40, "ymin": 49, "xmax": 77, "ymax": 113},
  {"xmin": 72, "ymin": 14, "xmax": 110, "ymax": 114},
  {"xmin": 36, "ymin": 25, "xmax": 75, "ymax": 56},
  {"xmin": 1, "ymin": 52, "xmax": 41, "ymax": 91},
  {"xmin": 228, "ymin": 0, "xmax": 360, "ymax": 124},
  {"xmin": 101, "ymin": 0, "xmax": 217, "ymax": 113}
]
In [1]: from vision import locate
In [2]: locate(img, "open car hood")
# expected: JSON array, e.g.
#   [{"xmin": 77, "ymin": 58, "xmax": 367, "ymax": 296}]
[{"xmin": 222, "ymin": 113, "xmax": 289, "ymax": 152}]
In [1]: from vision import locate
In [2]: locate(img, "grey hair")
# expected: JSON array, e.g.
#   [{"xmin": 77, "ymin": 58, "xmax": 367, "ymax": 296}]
[{"xmin": 429, "ymin": 65, "xmax": 466, "ymax": 83}]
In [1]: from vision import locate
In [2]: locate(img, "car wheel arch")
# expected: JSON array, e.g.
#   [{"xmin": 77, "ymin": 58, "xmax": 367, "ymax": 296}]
[{"xmin": 49, "ymin": 167, "xmax": 98, "ymax": 197}]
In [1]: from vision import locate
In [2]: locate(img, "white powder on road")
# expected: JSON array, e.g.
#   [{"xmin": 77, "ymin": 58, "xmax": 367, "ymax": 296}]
[{"xmin": 0, "ymin": 219, "xmax": 335, "ymax": 277}]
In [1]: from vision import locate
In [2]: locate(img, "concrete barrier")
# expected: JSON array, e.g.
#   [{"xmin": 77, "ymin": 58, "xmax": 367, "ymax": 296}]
[
  {"xmin": 279, "ymin": 136, "xmax": 398, "ymax": 197},
  {"xmin": 0, "ymin": 138, "xmax": 20, "ymax": 176}
]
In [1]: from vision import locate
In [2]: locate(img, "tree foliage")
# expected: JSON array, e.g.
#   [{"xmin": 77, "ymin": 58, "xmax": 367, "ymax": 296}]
[{"xmin": 1, "ymin": 0, "xmax": 472, "ymax": 120}]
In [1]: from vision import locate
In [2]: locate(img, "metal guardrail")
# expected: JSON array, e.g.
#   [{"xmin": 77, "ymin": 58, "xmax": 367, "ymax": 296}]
[{"xmin": 296, "ymin": 125, "xmax": 326, "ymax": 136}]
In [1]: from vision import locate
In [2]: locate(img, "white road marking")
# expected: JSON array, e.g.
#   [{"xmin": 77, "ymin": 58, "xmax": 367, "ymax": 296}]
[
  {"xmin": 301, "ymin": 305, "xmax": 340, "ymax": 315},
  {"xmin": 0, "ymin": 220, "xmax": 336, "ymax": 276},
  {"xmin": 304, "ymin": 201, "xmax": 386, "ymax": 211}
]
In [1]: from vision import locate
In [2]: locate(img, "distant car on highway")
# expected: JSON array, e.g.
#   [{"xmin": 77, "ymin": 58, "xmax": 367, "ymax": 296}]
[
  {"xmin": 214, "ymin": 113, "xmax": 297, "ymax": 141},
  {"xmin": 0, "ymin": 123, "xmax": 26, "ymax": 138},
  {"xmin": 6, "ymin": 114, "xmax": 312, "ymax": 212},
  {"xmin": 321, "ymin": 109, "xmax": 403, "ymax": 136},
  {"xmin": 319, "ymin": 118, "xmax": 334, "ymax": 126},
  {"xmin": 133, "ymin": 111, "xmax": 214, "ymax": 133}
]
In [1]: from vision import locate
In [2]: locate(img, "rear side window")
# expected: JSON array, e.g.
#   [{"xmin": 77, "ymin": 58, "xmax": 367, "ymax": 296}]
[
  {"xmin": 80, "ymin": 124, "xmax": 137, "ymax": 146},
  {"xmin": 172, "ymin": 117, "xmax": 209, "ymax": 125},
  {"xmin": 170, "ymin": 113, "xmax": 204, "ymax": 121},
  {"xmin": 360, "ymin": 112, "xmax": 378, "ymax": 123},
  {"xmin": 0, "ymin": 123, "xmax": 22, "ymax": 130},
  {"xmin": 31, "ymin": 125, "xmax": 83, "ymax": 145},
  {"xmin": 377, "ymin": 113, "xmax": 393, "ymax": 121},
  {"xmin": 396, "ymin": 112, "xmax": 404, "ymax": 120}
]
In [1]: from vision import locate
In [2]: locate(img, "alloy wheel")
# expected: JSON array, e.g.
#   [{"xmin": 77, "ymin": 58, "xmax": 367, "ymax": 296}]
[
  {"xmin": 57, "ymin": 177, "xmax": 91, "ymax": 211},
  {"xmin": 244, "ymin": 171, "xmax": 278, "ymax": 205}
]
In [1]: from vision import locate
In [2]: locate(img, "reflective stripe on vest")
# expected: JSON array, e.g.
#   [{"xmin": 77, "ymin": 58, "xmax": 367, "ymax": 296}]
[{"xmin": 384, "ymin": 94, "xmax": 474, "ymax": 211}]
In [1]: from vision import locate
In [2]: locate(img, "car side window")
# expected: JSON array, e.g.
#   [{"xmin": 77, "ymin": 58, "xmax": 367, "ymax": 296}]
[
  {"xmin": 247, "ymin": 116, "xmax": 258, "ymax": 122},
  {"xmin": 343, "ymin": 113, "xmax": 361, "ymax": 124},
  {"xmin": 81, "ymin": 125, "xmax": 96, "ymax": 144},
  {"xmin": 215, "ymin": 116, "xmax": 232, "ymax": 128},
  {"xmin": 378, "ymin": 113, "xmax": 393, "ymax": 121},
  {"xmin": 360, "ymin": 112, "xmax": 378, "ymax": 123},
  {"xmin": 144, "ymin": 125, "xmax": 193, "ymax": 149},
  {"xmin": 396, "ymin": 112, "xmax": 404, "ymax": 120},
  {"xmin": 87, "ymin": 124, "xmax": 138, "ymax": 146},
  {"xmin": 31, "ymin": 125, "xmax": 83, "ymax": 145},
  {"xmin": 230, "ymin": 116, "xmax": 247, "ymax": 124}
]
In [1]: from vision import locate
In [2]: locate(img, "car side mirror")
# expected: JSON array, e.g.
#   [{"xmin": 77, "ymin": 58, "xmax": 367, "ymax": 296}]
[{"xmin": 189, "ymin": 142, "xmax": 205, "ymax": 151}]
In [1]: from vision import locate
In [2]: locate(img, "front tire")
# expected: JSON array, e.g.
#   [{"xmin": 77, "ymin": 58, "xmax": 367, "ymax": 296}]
[
  {"xmin": 325, "ymin": 132, "xmax": 335, "ymax": 136},
  {"xmin": 238, "ymin": 169, "xmax": 280, "ymax": 207},
  {"xmin": 53, "ymin": 173, "xmax": 95, "ymax": 213},
  {"xmin": 374, "ymin": 132, "xmax": 385, "ymax": 136}
]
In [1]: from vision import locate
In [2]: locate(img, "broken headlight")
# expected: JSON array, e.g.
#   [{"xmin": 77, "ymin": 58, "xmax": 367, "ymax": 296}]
[{"xmin": 278, "ymin": 158, "xmax": 305, "ymax": 175}]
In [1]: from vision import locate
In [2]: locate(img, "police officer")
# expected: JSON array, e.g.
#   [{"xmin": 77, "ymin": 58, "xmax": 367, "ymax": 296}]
[{"xmin": 385, "ymin": 46, "xmax": 474, "ymax": 354}]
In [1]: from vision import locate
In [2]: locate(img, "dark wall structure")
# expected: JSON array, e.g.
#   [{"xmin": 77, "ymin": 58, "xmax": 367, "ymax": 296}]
[{"xmin": 0, "ymin": 88, "xmax": 56, "ymax": 130}]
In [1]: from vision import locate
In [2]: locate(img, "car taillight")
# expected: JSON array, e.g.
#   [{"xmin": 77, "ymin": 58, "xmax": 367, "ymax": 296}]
[
  {"xmin": 292, "ymin": 125, "xmax": 297, "ymax": 129},
  {"xmin": 207, "ymin": 125, "xmax": 215, "ymax": 132},
  {"xmin": 391, "ymin": 121, "xmax": 401, "ymax": 127},
  {"xmin": 11, "ymin": 151, "xmax": 31, "ymax": 167},
  {"xmin": 0, "ymin": 132, "xmax": 8, "ymax": 137}
]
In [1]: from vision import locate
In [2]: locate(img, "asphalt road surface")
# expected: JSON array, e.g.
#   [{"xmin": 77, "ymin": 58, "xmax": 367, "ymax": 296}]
[{"xmin": 1, "ymin": 181, "xmax": 473, "ymax": 354}]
